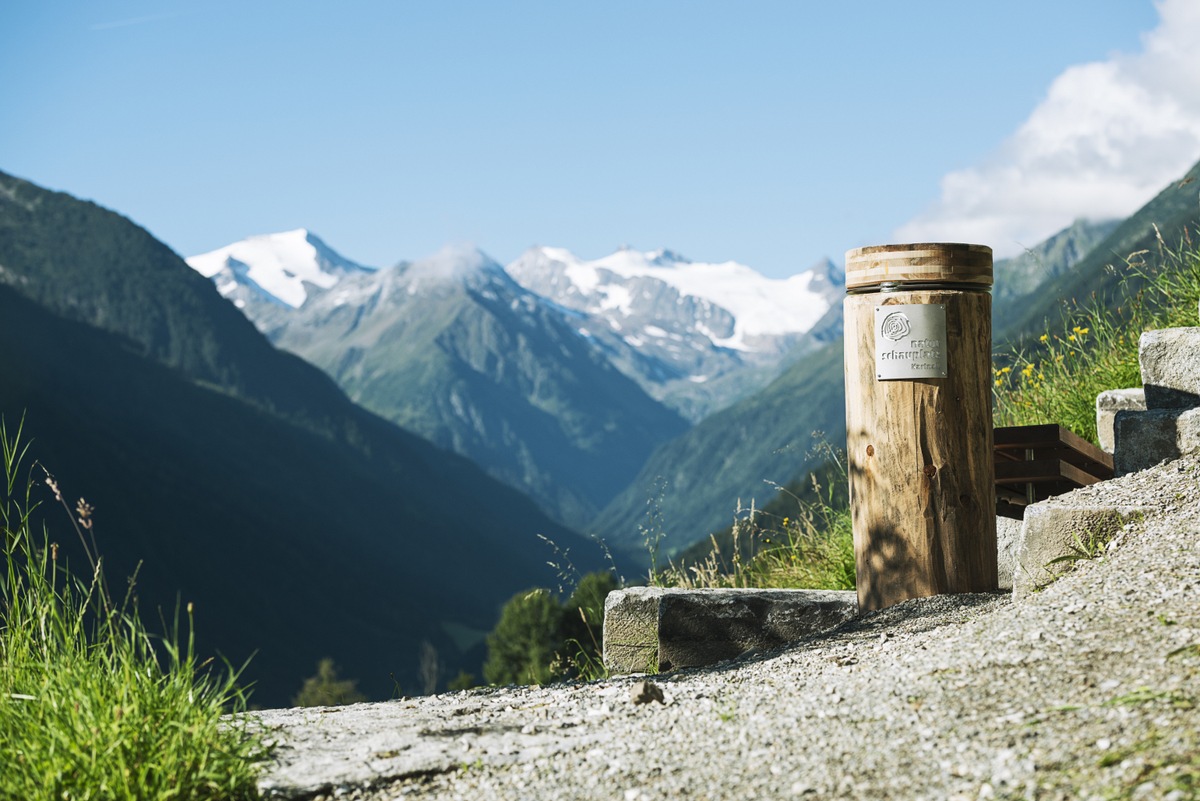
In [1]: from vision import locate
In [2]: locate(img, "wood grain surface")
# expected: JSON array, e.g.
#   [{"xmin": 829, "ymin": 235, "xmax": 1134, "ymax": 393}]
[
  {"xmin": 844, "ymin": 288, "xmax": 998, "ymax": 611},
  {"xmin": 845, "ymin": 243, "xmax": 993, "ymax": 290}
]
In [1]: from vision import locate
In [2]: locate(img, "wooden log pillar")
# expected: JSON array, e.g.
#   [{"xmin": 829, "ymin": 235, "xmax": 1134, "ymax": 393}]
[{"xmin": 843, "ymin": 243, "xmax": 997, "ymax": 612}]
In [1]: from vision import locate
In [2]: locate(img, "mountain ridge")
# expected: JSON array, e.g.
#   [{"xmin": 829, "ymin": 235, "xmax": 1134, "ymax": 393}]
[
  {"xmin": 258, "ymin": 245, "xmax": 690, "ymax": 529},
  {"xmin": 190, "ymin": 234, "xmax": 845, "ymax": 424},
  {"xmin": 506, "ymin": 246, "xmax": 844, "ymax": 420}
]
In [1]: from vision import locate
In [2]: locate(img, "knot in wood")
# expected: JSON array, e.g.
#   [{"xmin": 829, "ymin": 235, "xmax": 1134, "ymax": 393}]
[{"xmin": 923, "ymin": 464, "xmax": 937, "ymax": 478}]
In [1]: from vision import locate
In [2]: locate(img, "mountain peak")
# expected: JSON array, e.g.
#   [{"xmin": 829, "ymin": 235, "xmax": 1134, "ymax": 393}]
[
  {"xmin": 596, "ymin": 246, "xmax": 690, "ymax": 272},
  {"xmin": 392, "ymin": 245, "xmax": 516, "ymax": 297},
  {"xmin": 508, "ymin": 245, "xmax": 842, "ymax": 344},
  {"xmin": 187, "ymin": 230, "xmax": 374, "ymax": 308},
  {"xmin": 273, "ymin": 227, "xmax": 313, "ymax": 241},
  {"xmin": 647, "ymin": 248, "xmax": 689, "ymax": 266},
  {"xmin": 807, "ymin": 256, "xmax": 845, "ymax": 287},
  {"xmin": 405, "ymin": 244, "xmax": 504, "ymax": 282}
]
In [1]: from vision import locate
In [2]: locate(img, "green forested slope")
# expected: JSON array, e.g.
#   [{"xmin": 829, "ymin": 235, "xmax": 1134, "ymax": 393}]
[
  {"xmin": 1000, "ymin": 157, "xmax": 1200, "ymax": 341},
  {"xmin": 0, "ymin": 172, "xmax": 613, "ymax": 704},
  {"xmin": 592, "ymin": 341, "xmax": 844, "ymax": 556}
]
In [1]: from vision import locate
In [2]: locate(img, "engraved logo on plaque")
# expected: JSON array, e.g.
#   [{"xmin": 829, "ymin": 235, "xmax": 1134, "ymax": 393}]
[
  {"xmin": 875, "ymin": 304, "xmax": 948, "ymax": 380},
  {"xmin": 880, "ymin": 312, "xmax": 911, "ymax": 341}
]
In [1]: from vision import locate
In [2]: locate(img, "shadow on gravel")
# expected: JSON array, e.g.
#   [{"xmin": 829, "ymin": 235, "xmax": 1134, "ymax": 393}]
[{"xmin": 668, "ymin": 591, "xmax": 1010, "ymax": 679}]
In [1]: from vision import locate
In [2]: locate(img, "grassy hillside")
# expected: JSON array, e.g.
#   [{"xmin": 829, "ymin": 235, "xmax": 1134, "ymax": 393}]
[
  {"xmin": 995, "ymin": 240, "xmax": 1200, "ymax": 438},
  {"xmin": 992, "ymin": 218, "xmax": 1120, "ymax": 332}
]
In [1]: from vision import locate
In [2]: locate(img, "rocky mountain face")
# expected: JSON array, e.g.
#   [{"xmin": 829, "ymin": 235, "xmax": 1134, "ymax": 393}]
[
  {"xmin": 992, "ymin": 217, "xmax": 1121, "ymax": 333},
  {"xmin": 173, "ymin": 158, "xmax": 1200, "ymax": 565},
  {"xmin": 256, "ymin": 245, "xmax": 689, "ymax": 529},
  {"xmin": 188, "ymin": 233, "xmax": 845, "ymax": 529},
  {"xmin": 0, "ymin": 171, "xmax": 613, "ymax": 706},
  {"xmin": 506, "ymin": 246, "xmax": 845, "ymax": 421}
]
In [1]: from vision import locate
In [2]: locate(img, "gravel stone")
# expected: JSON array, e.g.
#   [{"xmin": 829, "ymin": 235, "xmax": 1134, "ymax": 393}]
[
  {"xmin": 629, "ymin": 680, "xmax": 665, "ymax": 705},
  {"xmin": 249, "ymin": 454, "xmax": 1200, "ymax": 800}
]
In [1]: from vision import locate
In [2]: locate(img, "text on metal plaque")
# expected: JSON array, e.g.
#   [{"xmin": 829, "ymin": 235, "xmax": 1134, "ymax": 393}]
[{"xmin": 874, "ymin": 304, "xmax": 948, "ymax": 380}]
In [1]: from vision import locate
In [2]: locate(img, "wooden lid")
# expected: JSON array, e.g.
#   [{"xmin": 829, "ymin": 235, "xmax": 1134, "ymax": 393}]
[{"xmin": 845, "ymin": 243, "xmax": 992, "ymax": 290}]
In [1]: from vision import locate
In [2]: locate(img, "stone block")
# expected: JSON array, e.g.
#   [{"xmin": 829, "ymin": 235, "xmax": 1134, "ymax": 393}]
[
  {"xmin": 601, "ymin": 587, "xmax": 661, "ymax": 676},
  {"xmin": 1012, "ymin": 502, "xmax": 1148, "ymax": 599},
  {"xmin": 603, "ymin": 587, "xmax": 857, "ymax": 675},
  {"xmin": 1095, "ymin": 388, "xmax": 1145, "ymax": 453},
  {"xmin": 1139, "ymin": 328, "xmax": 1200, "ymax": 409},
  {"xmin": 996, "ymin": 515, "xmax": 1021, "ymax": 591},
  {"xmin": 1114, "ymin": 407, "xmax": 1200, "ymax": 475}
]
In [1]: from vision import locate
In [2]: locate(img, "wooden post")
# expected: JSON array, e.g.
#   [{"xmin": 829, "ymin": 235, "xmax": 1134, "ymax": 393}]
[{"xmin": 843, "ymin": 243, "xmax": 997, "ymax": 612}]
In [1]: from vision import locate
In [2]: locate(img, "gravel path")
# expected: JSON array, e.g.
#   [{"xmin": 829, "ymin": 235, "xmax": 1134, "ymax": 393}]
[{"xmin": 251, "ymin": 454, "xmax": 1200, "ymax": 800}]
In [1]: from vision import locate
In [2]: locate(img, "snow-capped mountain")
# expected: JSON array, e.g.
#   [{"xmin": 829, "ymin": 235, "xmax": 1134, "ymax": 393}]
[
  {"xmin": 255, "ymin": 243, "xmax": 688, "ymax": 529},
  {"xmin": 508, "ymin": 246, "xmax": 840, "ymax": 348},
  {"xmin": 186, "ymin": 230, "xmax": 843, "ymax": 521},
  {"xmin": 187, "ymin": 231, "xmax": 843, "ymax": 424},
  {"xmin": 186, "ymin": 228, "xmax": 375, "ymax": 310},
  {"xmin": 505, "ymin": 246, "xmax": 844, "ymax": 420}
]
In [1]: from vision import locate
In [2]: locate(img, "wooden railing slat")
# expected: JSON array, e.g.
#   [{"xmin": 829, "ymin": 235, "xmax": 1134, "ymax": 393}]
[{"xmin": 991, "ymin": 424, "xmax": 1112, "ymax": 520}]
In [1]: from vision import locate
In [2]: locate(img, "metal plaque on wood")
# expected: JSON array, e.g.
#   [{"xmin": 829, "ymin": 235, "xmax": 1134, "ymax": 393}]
[{"xmin": 874, "ymin": 304, "xmax": 948, "ymax": 380}]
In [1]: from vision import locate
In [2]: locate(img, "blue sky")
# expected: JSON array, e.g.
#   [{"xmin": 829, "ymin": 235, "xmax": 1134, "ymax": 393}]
[{"xmin": 3, "ymin": 1, "xmax": 1198, "ymax": 277}]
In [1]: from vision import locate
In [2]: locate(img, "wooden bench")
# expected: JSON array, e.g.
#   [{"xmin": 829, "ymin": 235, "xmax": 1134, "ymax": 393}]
[{"xmin": 994, "ymin": 424, "xmax": 1114, "ymax": 520}]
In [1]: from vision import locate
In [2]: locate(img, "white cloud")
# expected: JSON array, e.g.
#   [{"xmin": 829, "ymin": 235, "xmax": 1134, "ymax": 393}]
[{"xmin": 895, "ymin": 0, "xmax": 1200, "ymax": 256}]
